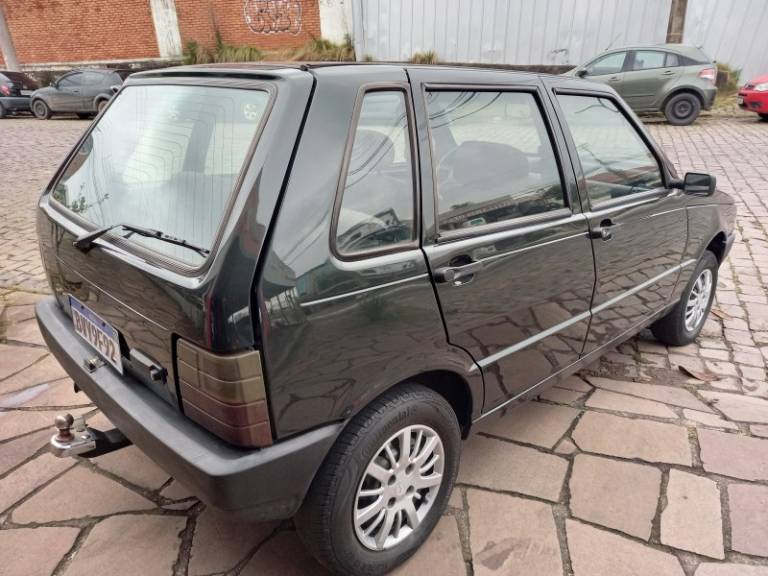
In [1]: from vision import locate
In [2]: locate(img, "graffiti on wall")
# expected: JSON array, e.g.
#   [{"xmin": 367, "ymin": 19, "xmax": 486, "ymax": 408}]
[{"xmin": 243, "ymin": 0, "xmax": 302, "ymax": 35}]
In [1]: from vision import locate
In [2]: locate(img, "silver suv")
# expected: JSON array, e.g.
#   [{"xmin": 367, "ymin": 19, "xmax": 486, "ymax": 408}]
[{"xmin": 567, "ymin": 44, "xmax": 717, "ymax": 125}]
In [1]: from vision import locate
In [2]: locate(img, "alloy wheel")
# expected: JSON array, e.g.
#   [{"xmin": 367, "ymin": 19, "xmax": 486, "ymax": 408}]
[
  {"xmin": 353, "ymin": 424, "xmax": 445, "ymax": 551},
  {"xmin": 684, "ymin": 268, "xmax": 713, "ymax": 332}
]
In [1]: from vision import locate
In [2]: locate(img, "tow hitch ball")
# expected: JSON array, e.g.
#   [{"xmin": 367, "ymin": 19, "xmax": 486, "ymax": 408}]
[{"xmin": 50, "ymin": 413, "xmax": 131, "ymax": 458}]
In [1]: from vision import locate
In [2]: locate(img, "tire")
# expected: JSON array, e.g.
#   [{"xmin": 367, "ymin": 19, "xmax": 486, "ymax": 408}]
[
  {"xmin": 759, "ymin": 113, "xmax": 768, "ymax": 122},
  {"xmin": 295, "ymin": 384, "xmax": 461, "ymax": 576},
  {"xmin": 0, "ymin": 103, "xmax": 5, "ymax": 119},
  {"xmin": 96, "ymin": 99, "xmax": 108, "ymax": 114},
  {"xmin": 652, "ymin": 250, "xmax": 718, "ymax": 346},
  {"xmin": 664, "ymin": 93, "xmax": 702, "ymax": 126},
  {"xmin": 32, "ymin": 99, "xmax": 51, "ymax": 120},
  {"xmin": 76, "ymin": 112, "xmax": 92, "ymax": 120}
]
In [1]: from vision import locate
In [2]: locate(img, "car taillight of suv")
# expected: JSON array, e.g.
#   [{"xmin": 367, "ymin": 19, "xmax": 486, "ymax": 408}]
[
  {"xmin": 0, "ymin": 84, "xmax": 10, "ymax": 96},
  {"xmin": 176, "ymin": 339, "xmax": 272, "ymax": 447},
  {"xmin": 699, "ymin": 67, "xmax": 717, "ymax": 84}
]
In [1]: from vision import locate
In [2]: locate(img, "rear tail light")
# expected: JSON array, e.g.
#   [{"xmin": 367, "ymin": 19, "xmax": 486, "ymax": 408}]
[
  {"xmin": 699, "ymin": 68, "xmax": 716, "ymax": 84},
  {"xmin": 176, "ymin": 339, "xmax": 272, "ymax": 448},
  {"xmin": 0, "ymin": 85, "xmax": 10, "ymax": 96}
]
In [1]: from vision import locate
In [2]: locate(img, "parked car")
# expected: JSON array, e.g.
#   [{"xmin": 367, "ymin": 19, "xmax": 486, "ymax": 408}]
[
  {"xmin": 37, "ymin": 63, "xmax": 735, "ymax": 575},
  {"xmin": 0, "ymin": 70, "xmax": 39, "ymax": 118},
  {"xmin": 30, "ymin": 68, "xmax": 129, "ymax": 119},
  {"xmin": 737, "ymin": 74, "xmax": 768, "ymax": 120},
  {"xmin": 566, "ymin": 44, "xmax": 717, "ymax": 125}
]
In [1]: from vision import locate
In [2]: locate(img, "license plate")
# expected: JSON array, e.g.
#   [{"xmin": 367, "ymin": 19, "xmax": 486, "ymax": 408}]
[
  {"xmin": 20, "ymin": 90, "xmax": 33, "ymax": 96},
  {"xmin": 69, "ymin": 295, "xmax": 123, "ymax": 374},
  {"xmin": 737, "ymin": 96, "xmax": 744, "ymax": 105}
]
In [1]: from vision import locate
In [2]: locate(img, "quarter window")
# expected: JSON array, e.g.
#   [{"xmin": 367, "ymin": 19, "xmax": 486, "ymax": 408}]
[
  {"xmin": 586, "ymin": 52, "xmax": 626, "ymax": 76},
  {"xmin": 632, "ymin": 51, "xmax": 667, "ymax": 71},
  {"xmin": 335, "ymin": 91, "xmax": 415, "ymax": 256},
  {"xmin": 557, "ymin": 95, "xmax": 663, "ymax": 206},
  {"xmin": 426, "ymin": 90, "xmax": 565, "ymax": 232}
]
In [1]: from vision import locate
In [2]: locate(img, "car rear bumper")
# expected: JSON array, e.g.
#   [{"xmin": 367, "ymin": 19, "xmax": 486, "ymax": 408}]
[
  {"xmin": 0, "ymin": 96, "xmax": 30, "ymax": 112},
  {"xmin": 702, "ymin": 87, "xmax": 717, "ymax": 110},
  {"xmin": 36, "ymin": 297, "xmax": 342, "ymax": 521},
  {"xmin": 738, "ymin": 89, "xmax": 768, "ymax": 113}
]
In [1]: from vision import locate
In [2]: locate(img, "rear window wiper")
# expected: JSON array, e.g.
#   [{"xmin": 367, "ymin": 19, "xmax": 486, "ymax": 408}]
[{"xmin": 73, "ymin": 223, "xmax": 211, "ymax": 257}]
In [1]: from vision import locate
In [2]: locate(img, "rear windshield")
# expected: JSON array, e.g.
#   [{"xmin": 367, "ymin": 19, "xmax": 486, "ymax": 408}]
[{"xmin": 51, "ymin": 84, "xmax": 270, "ymax": 266}]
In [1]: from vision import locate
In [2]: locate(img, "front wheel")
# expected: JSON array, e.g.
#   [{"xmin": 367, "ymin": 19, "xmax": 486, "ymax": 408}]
[
  {"xmin": 32, "ymin": 99, "xmax": 51, "ymax": 119},
  {"xmin": 664, "ymin": 93, "xmax": 701, "ymax": 126},
  {"xmin": 652, "ymin": 250, "xmax": 718, "ymax": 346},
  {"xmin": 0, "ymin": 103, "xmax": 5, "ymax": 119},
  {"xmin": 759, "ymin": 113, "xmax": 768, "ymax": 122},
  {"xmin": 296, "ymin": 384, "xmax": 460, "ymax": 576}
]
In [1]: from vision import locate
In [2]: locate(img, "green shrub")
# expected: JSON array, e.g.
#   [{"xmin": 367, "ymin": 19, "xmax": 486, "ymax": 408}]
[
  {"xmin": 716, "ymin": 62, "xmax": 741, "ymax": 93},
  {"xmin": 290, "ymin": 34, "xmax": 355, "ymax": 61},
  {"xmin": 409, "ymin": 50, "xmax": 438, "ymax": 64},
  {"xmin": 183, "ymin": 31, "xmax": 263, "ymax": 65}
]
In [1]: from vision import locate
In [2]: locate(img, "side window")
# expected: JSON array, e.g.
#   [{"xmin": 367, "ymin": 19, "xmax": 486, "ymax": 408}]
[
  {"xmin": 58, "ymin": 73, "xmax": 82, "ymax": 88},
  {"xmin": 426, "ymin": 90, "xmax": 565, "ymax": 232},
  {"xmin": 586, "ymin": 52, "xmax": 626, "ymax": 76},
  {"xmin": 335, "ymin": 90, "xmax": 415, "ymax": 256},
  {"xmin": 665, "ymin": 53, "xmax": 679, "ymax": 67},
  {"xmin": 83, "ymin": 72, "xmax": 106, "ymax": 85},
  {"xmin": 557, "ymin": 95, "xmax": 663, "ymax": 206},
  {"xmin": 632, "ymin": 51, "xmax": 667, "ymax": 71}
]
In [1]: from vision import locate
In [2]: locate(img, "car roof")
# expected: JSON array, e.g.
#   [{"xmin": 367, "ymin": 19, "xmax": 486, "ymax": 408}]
[{"xmin": 594, "ymin": 43, "xmax": 711, "ymax": 61}]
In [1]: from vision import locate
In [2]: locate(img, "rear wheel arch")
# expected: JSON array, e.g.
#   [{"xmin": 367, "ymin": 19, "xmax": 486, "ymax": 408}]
[
  {"xmin": 409, "ymin": 370, "xmax": 474, "ymax": 438},
  {"xmin": 705, "ymin": 231, "xmax": 728, "ymax": 264}
]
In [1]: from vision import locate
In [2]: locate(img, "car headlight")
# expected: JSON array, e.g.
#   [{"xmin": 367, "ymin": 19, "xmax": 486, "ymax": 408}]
[{"xmin": 755, "ymin": 82, "xmax": 768, "ymax": 91}]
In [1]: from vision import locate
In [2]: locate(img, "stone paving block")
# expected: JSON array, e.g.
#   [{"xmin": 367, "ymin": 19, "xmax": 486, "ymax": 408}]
[
  {"xmin": 728, "ymin": 483, "xmax": 768, "ymax": 557},
  {"xmin": 65, "ymin": 514, "xmax": 186, "ymax": 576},
  {"xmin": 556, "ymin": 375, "xmax": 592, "ymax": 392},
  {"xmin": 481, "ymin": 402, "xmax": 579, "ymax": 448},
  {"xmin": 240, "ymin": 531, "xmax": 329, "ymax": 575},
  {"xmin": 555, "ymin": 438, "xmax": 577, "ymax": 455},
  {"xmin": 539, "ymin": 385, "xmax": 586, "ymax": 404},
  {"xmin": 0, "ymin": 344, "xmax": 47, "ymax": 380},
  {"xmin": 572, "ymin": 412, "xmax": 692, "ymax": 465},
  {"xmin": 161, "ymin": 480, "xmax": 195, "ymax": 501},
  {"xmin": 94, "ymin": 445, "xmax": 169, "ymax": 491},
  {"xmin": 587, "ymin": 376, "xmax": 713, "ymax": 412},
  {"xmin": 458, "ymin": 435, "xmax": 568, "ymax": 501},
  {"xmin": 586, "ymin": 389, "xmax": 677, "ymax": 419},
  {"xmin": 696, "ymin": 565, "xmax": 768, "ymax": 576},
  {"xmin": 3, "ymin": 318, "xmax": 46, "ymax": 346},
  {"xmin": 752, "ymin": 424, "xmax": 768, "ymax": 438},
  {"xmin": 700, "ymin": 391, "xmax": 768, "ymax": 423},
  {"xmin": 661, "ymin": 470, "xmax": 723, "ymax": 558},
  {"xmin": 469, "ymin": 490, "xmax": 562, "ymax": 576},
  {"xmin": 392, "ymin": 516, "xmax": 465, "ymax": 576},
  {"xmin": 0, "ymin": 526, "xmax": 80, "ymax": 576},
  {"xmin": 12, "ymin": 465, "xmax": 155, "ymax": 523},
  {"xmin": 567, "ymin": 519, "xmax": 684, "ymax": 576},
  {"xmin": 189, "ymin": 508, "xmax": 275, "ymax": 575},
  {"xmin": 683, "ymin": 409, "xmax": 739, "ymax": 430},
  {"xmin": 0, "ymin": 428, "xmax": 51, "ymax": 476},
  {"xmin": 569, "ymin": 454, "xmax": 661, "ymax": 539},
  {"xmin": 0, "ymin": 378, "xmax": 88, "ymax": 409},
  {"xmin": 0, "ymin": 453, "xmax": 75, "ymax": 514},
  {"xmin": 0, "ymin": 354, "xmax": 68, "ymax": 395},
  {"xmin": 0, "ymin": 406, "xmax": 90, "ymax": 442},
  {"xmin": 698, "ymin": 429, "xmax": 768, "ymax": 481}
]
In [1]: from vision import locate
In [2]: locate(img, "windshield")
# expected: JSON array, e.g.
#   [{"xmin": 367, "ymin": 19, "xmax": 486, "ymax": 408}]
[{"xmin": 51, "ymin": 83, "xmax": 270, "ymax": 265}]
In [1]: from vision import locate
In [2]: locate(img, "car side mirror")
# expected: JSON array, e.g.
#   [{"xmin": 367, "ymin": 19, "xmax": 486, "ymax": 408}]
[
  {"xmin": 110, "ymin": 84, "xmax": 120, "ymax": 94},
  {"xmin": 672, "ymin": 172, "xmax": 716, "ymax": 196},
  {"xmin": 576, "ymin": 69, "xmax": 587, "ymax": 78}
]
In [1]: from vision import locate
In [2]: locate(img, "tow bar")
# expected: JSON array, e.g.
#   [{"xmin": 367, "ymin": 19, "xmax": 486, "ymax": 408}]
[{"xmin": 50, "ymin": 413, "xmax": 132, "ymax": 458}]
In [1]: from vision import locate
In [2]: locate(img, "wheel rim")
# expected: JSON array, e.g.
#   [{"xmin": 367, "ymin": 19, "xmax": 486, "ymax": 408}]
[
  {"xmin": 684, "ymin": 268, "xmax": 713, "ymax": 332},
  {"xmin": 353, "ymin": 424, "xmax": 445, "ymax": 551},
  {"xmin": 674, "ymin": 99, "xmax": 693, "ymax": 119},
  {"xmin": 33, "ymin": 102, "xmax": 46, "ymax": 117}
]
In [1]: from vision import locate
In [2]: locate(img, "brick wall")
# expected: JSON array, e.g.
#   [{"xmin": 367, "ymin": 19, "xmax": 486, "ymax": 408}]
[{"xmin": 0, "ymin": 0, "xmax": 321, "ymax": 67}]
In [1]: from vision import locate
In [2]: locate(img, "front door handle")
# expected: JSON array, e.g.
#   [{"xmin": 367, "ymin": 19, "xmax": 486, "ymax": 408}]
[
  {"xmin": 608, "ymin": 76, "xmax": 621, "ymax": 82},
  {"xmin": 661, "ymin": 70, "xmax": 675, "ymax": 76},
  {"xmin": 589, "ymin": 219, "xmax": 615, "ymax": 241},
  {"xmin": 433, "ymin": 260, "xmax": 483, "ymax": 285}
]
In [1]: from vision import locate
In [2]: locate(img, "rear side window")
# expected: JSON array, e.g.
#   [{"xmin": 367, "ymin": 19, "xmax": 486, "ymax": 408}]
[
  {"xmin": 335, "ymin": 90, "xmax": 415, "ymax": 256},
  {"xmin": 58, "ymin": 73, "xmax": 83, "ymax": 88},
  {"xmin": 632, "ymin": 51, "xmax": 666, "ymax": 70},
  {"xmin": 51, "ymin": 84, "xmax": 270, "ymax": 265},
  {"xmin": 557, "ymin": 95, "xmax": 663, "ymax": 206},
  {"xmin": 586, "ymin": 52, "xmax": 626, "ymax": 76},
  {"xmin": 665, "ymin": 53, "xmax": 679, "ymax": 67},
  {"xmin": 426, "ymin": 90, "xmax": 565, "ymax": 232}
]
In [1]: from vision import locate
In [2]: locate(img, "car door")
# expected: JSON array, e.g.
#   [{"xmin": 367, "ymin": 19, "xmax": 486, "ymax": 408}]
[
  {"xmin": 580, "ymin": 51, "xmax": 628, "ymax": 95},
  {"xmin": 410, "ymin": 68, "xmax": 596, "ymax": 411},
  {"xmin": 53, "ymin": 72, "xmax": 86, "ymax": 111},
  {"xmin": 621, "ymin": 50, "xmax": 683, "ymax": 110},
  {"xmin": 549, "ymin": 88, "xmax": 688, "ymax": 353},
  {"xmin": 80, "ymin": 71, "xmax": 106, "ymax": 111}
]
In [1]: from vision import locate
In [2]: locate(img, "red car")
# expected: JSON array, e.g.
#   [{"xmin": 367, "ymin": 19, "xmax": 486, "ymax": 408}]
[{"xmin": 738, "ymin": 74, "xmax": 768, "ymax": 120}]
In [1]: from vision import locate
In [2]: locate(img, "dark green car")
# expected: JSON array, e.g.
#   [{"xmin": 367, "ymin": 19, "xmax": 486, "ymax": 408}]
[{"xmin": 567, "ymin": 44, "xmax": 717, "ymax": 125}]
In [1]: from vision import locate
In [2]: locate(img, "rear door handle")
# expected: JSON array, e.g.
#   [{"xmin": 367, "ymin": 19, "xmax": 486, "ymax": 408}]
[
  {"xmin": 589, "ymin": 218, "xmax": 615, "ymax": 241},
  {"xmin": 433, "ymin": 260, "xmax": 483, "ymax": 285},
  {"xmin": 661, "ymin": 70, "xmax": 675, "ymax": 76}
]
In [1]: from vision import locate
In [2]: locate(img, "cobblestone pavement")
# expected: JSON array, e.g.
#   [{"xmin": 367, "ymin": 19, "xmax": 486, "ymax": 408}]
[{"xmin": 2, "ymin": 116, "xmax": 768, "ymax": 576}]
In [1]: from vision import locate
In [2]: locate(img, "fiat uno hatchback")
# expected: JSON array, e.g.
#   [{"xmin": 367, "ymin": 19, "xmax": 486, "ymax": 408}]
[{"xmin": 37, "ymin": 63, "xmax": 735, "ymax": 575}]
